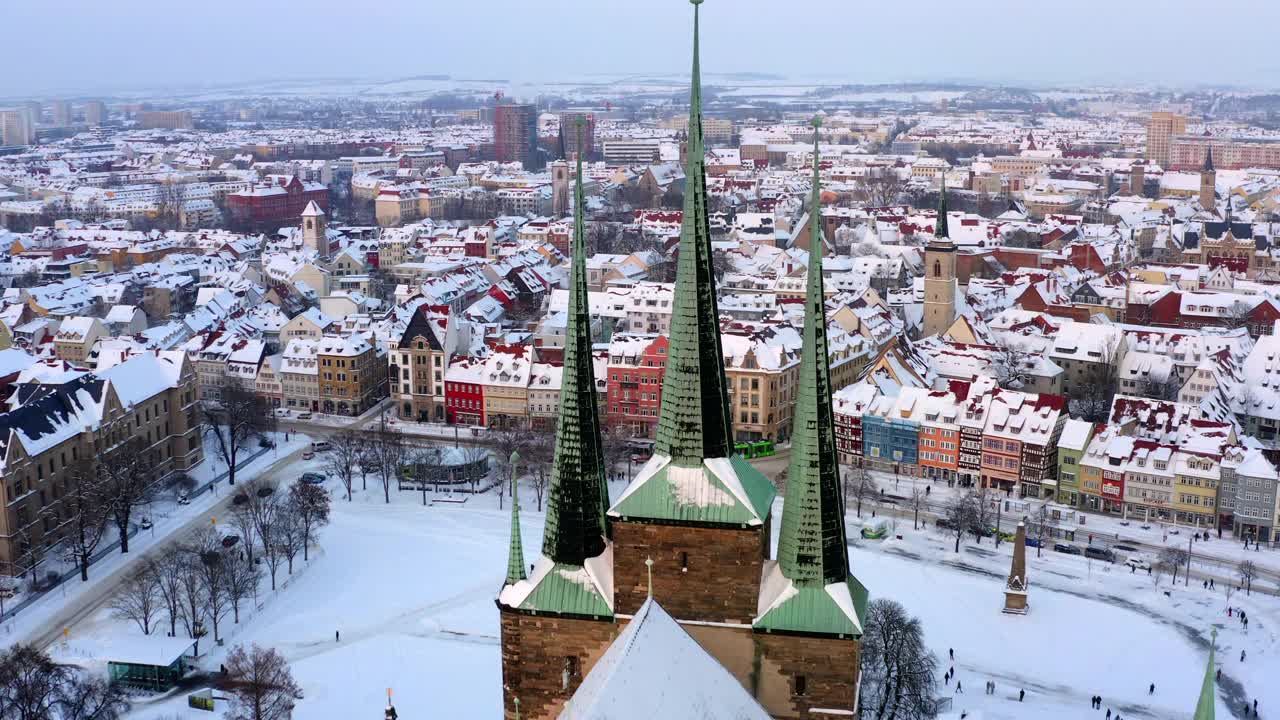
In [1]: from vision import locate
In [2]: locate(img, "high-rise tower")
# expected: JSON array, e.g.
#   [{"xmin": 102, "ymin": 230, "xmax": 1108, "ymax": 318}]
[{"xmin": 1200, "ymin": 146, "xmax": 1217, "ymax": 211}]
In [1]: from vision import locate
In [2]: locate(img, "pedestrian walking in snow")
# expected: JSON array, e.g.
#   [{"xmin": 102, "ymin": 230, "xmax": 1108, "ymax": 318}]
[
  {"xmin": 955, "ymin": 681, "xmax": 962, "ymax": 694},
  {"xmin": 1106, "ymin": 708, "xmax": 1112, "ymax": 720},
  {"xmin": 1204, "ymin": 580, "xmax": 1208, "ymax": 589},
  {"xmin": 1241, "ymin": 649, "xmax": 1246, "ymax": 662},
  {"xmin": 1018, "ymin": 689, "xmax": 1025, "ymax": 702},
  {"xmin": 950, "ymin": 647, "xmax": 954, "ymax": 660},
  {"xmin": 1149, "ymin": 683, "xmax": 1155, "ymax": 695},
  {"xmin": 1217, "ymin": 669, "xmax": 1222, "ymax": 682},
  {"xmin": 336, "ymin": 630, "xmax": 340, "ymax": 642},
  {"xmin": 944, "ymin": 670, "xmax": 950, "ymax": 683},
  {"xmin": 1210, "ymin": 578, "xmax": 1215, "ymax": 589}
]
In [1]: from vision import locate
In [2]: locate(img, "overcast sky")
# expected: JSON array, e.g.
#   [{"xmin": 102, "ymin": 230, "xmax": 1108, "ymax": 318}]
[{"xmin": 8, "ymin": 0, "xmax": 1280, "ymax": 98}]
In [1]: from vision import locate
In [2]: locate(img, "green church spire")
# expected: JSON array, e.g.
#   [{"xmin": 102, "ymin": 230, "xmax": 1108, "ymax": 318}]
[
  {"xmin": 505, "ymin": 452, "xmax": 526, "ymax": 584},
  {"xmin": 1194, "ymin": 629, "xmax": 1217, "ymax": 720},
  {"xmin": 541, "ymin": 118, "xmax": 610, "ymax": 564},
  {"xmin": 653, "ymin": 0, "xmax": 735, "ymax": 467},
  {"xmin": 775, "ymin": 117, "xmax": 849, "ymax": 586},
  {"xmin": 936, "ymin": 176, "xmax": 950, "ymax": 240}
]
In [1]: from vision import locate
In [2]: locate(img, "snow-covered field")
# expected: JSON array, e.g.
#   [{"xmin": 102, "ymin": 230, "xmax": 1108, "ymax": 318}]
[{"xmin": 52, "ymin": 459, "xmax": 1269, "ymax": 720}]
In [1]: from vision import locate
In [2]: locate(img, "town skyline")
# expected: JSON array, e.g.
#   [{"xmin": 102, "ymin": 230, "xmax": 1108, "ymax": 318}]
[{"xmin": 8, "ymin": 0, "xmax": 1280, "ymax": 97}]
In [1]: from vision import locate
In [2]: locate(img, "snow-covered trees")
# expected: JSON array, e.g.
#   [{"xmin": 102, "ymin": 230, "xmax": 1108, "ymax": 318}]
[
  {"xmin": 101, "ymin": 437, "xmax": 157, "ymax": 555},
  {"xmin": 943, "ymin": 491, "xmax": 979, "ymax": 553},
  {"xmin": 202, "ymin": 380, "xmax": 274, "ymax": 487},
  {"xmin": 224, "ymin": 644, "xmax": 303, "ymax": 720},
  {"xmin": 845, "ymin": 465, "xmax": 876, "ymax": 518},
  {"xmin": 0, "ymin": 644, "xmax": 125, "ymax": 720},
  {"xmin": 1238, "ymin": 560, "xmax": 1257, "ymax": 595},
  {"xmin": 287, "ymin": 481, "xmax": 331, "ymax": 562},
  {"xmin": 62, "ymin": 458, "xmax": 113, "ymax": 582},
  {"xmin": 859, "ymin": 598, "xmax": 939, "ymax": 720},
  {"xmin": 1159, "ymin": 547, "xmax": 1190, "ymax": 585},
  {"xmin": 323, "ymin": 431, "xmax": 363, "ymax": 502},
  {"xmin": 109, "ymin": 566, "xmax": 161, "ymax": 636}
]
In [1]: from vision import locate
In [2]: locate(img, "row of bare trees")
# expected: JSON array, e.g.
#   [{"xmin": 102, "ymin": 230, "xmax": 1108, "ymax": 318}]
[
  {"xmin": 201, "ymin": 382, "xmax": 276, "ymax": 489},
  {"xmin": 111, "ymin": 479, "xmax": 330, "ymax": 651}
]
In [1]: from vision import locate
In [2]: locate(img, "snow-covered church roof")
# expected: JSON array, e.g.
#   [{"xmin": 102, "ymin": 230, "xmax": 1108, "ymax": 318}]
[{"xmin": 559, "ymin": 597, "xmax": 770, "ymax": 720}]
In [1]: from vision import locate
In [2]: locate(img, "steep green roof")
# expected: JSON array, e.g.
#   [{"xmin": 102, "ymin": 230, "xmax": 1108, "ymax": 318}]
[
  {"xmin": 775, "ymin": 118, "xmax": 850, "ymax": 587},
  {"xmin": 935, "ymin": 175, "xmax": 950, "ymax": 240},
  {"xmin": 541, "ymin": 120, "xmax": 610, "ymax": 566},
  {"xmin": 1194, "ymin": 629, "xmax": 1216, "ymax": 720},
  {"xmin": 610, "ymin": 455, "xmax": 774, "ymax": 526},
  {"xmin": 505, "ymin": 464, "xmax": 526, "ymax": 585},
  {"xmin": 754, "ymin": 573, "xmax": 868, "ymax": 637},
  {"xmin": 652, "ymin": 0, "xmax": 735, "ymax": 467}
]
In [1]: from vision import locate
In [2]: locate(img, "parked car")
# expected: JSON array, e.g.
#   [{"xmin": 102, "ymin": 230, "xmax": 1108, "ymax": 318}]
[
  {"xmin": 936, "ymin": 517, "xmax": 957, "ymax": 531},
  {"xmin": 1053, "ymin": 543, "xmax": 1082, "ymax": 555},
  {"xmin": 1124, "ymin": 555, "xmax": 1152, "ymax": 571},
  {"xmin": 302, "ymin": 451, "xmax": 315, "ymax": 460},
  {"xmin": 232, "ymin": 493, "xmax": 249, "ymax": 506},
  {"xmin": 300, "ymin": 472, "xmax": 326, "ymax": 485},
  {"xmin": 311, "ymin": 441, "xmax": 332, "ymax": 453},
  {"xmin": 297, "ymin": 412, "xmax": 313, "ymax": 420},
  {"xmin": 219, "ymin": 532, "xmax": 240, "ymax": 549},
  {"xmin": 139, "ymin": 517, "xmax": 153, "ymax": 530},
  {"xmin": 1085, "ymin": 546, "xmax": 1115, "ymax": 562},
  {"xmin": 1113, "ymin": 543, "xmax": 1140, "ymax": 553},
  {"xmin": 1024, "ymin": 537, "xmax": 1042, "ymax": 548},
  {"xmin": 177, "ymin": 491, "xmax": 190, "ymax": 505}
]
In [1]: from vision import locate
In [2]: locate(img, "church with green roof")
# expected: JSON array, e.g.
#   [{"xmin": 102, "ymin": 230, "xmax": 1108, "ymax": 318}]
[{"xmin": 496, "ymin": 3, "xmax": 868, "ymax": 718}]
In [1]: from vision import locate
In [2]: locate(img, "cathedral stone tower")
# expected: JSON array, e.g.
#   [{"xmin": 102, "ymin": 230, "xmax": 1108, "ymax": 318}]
[
  {"xmin": 1200, "ymin": 146, "xmax": 1217, "ymax": 211},
  {"xmin": 497, "ymin": 6, "xmax": 868, "ymax": 718},
  {"xmin": 922, "ymin": 183, "xmax": 957, "ymax": 338},
  {"xmin": 753, "ymin": 118, "xmax": 867, "ymax": 715},
  {"xmin": 497, "ymin": 125, "xmax": 616, "ymax": 720}
]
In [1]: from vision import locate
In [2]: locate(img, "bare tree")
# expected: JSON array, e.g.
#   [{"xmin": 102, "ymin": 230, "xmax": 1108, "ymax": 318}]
[
  {"xmin": 275, "ymin": 510, "xmax": 305, "ymax": 576},
  {"xmin": 0, "ymin": 644, "xmax": 126, "ymax": 720},
  {"xmin": 1068, "ymin": 333, "xmax": 1122, "ymax": 423},
  {"xmin": 1224, "ymin": 582, "xmax": 1236, "ymax": 609},
  {"xmin": 489, "ymin": 427, "xmax": 534, "ymax": 510},
  {"xmin": 175, "ymin": 552, "xmax": 207, "ymax": 655},
  {"xmin": 944, "ymin": 491, "xmax": 978, "ymax": 553},
  {"xmin": 1238, "ymin": 560, "xmax": 1257, "ymax": 596},
  {"xmin": 1159, "ymin": 547, "xmax": 1189, "ymax": 585},
  {"xmin": 846, "ymin": 464, "xmax": 877, "ymax": 518},
  {"xmin": 858, "ymin": 173, "xmax": 906, "ymax": 208},
  {"xmin": 1028, "ymin": 503, "xmax": 1050, "ymax": 558},
  {"xmin": 970, "ymin": 486, "xmax": 995, "ymax": 546},
  {"xmin": 259, "ymin": 520, "xmax": 286, "ymax": 592},
  {"xmin": 224, "ymin": 551, "xmax": 262, "ymax": 625},
  {"xmin": 101, "ymin": 437, "xmax": 156, "ymax": 555},
  {"xmin": 202, "ymin": 380, "xmax": 275, "ymax": 486},
  {"xmin": 910, "ymin": 486, "xmax": 926, "ymax": 531},
  {"xmin": 1150, "ymin": 561, "xmax": 1167, "ymax": 588},
  {"xmin": 62, "ymin": 458, "xmax": 112, "ymax": 582},
  {"xmin": 522, "ymin": 428, "xmax": 556, "ymax": 512},
  {"xmin": 459, "ymin": 445, "xmax": 492, "ymax": 494},
  {"xmin": 188, "ymin": 529, "xmax": 231, "ymax": 646},
  {"xmin": 368, "ymin": 423, "xmax": 406, "ymax": 504},
  {"xmin": 598, "ymin": 426, "xmax": 630, "ymax": 486},
  {"xmin": 224, "ymin": 644, "xmax": 304, "ymax": 720},
  {"xmin": 287, "ymin": 481, "xmax": 331, "ymax": 562},
  {"xmin": 859, "ymin": 598, "xmax": 939, "ymax": 720},
  {"xmin": 109, "ymin": 566, "xmax": 161, "ymax": 636},
  {"xmin": 151, "ymin": 550, "xmax": 185, "ymax": 638},
  {"xmin": 324, "ymin": 431, "xmax": 362, "ymax": 502},
  {"xmin": 989, "ymin": 342, "xmax": 1033, "ymax": 391}
]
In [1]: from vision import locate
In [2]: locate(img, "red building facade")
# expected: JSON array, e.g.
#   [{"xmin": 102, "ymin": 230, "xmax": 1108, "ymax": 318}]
[
  {"xmin": 226, "ymin": 176, "xmax": 329, "ymax": 231},
  {"xmin": 605, "ymin": 335, "xmax": 667, "ymax": 438}
]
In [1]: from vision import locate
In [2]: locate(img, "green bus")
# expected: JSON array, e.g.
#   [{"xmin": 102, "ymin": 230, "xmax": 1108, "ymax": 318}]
[{"xmin": 734, "ymin": 440, "xmax": 776, "ymax": 459}]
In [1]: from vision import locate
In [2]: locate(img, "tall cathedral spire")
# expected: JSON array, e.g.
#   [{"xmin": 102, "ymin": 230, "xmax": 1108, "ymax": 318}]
[
  {"xmin": 936, "ymin": 176, "xmax": 950, "ymax": 241},
  {"xmin": 756, "ymin": 119, "xmax": 865, "ymax": 637},
  {"xmin": 542, "ymin": 118, "xmax": 610, "ymax": 564},
  {"xmin": 775, "ymin": 118, "xmax": 849, "ymax": 587},
  {"xmin": 506, "ymin": 452, "xmax": 526, "ymax": 584},
  {"xmin": 497, "ymin": 121, "xmax": 612, "ymax": 619},
  {"xmin": 1193, "ymin": 629, "xmax": 1216, "ymax": 720},
  {"xmin": 652, "ymin": 0, "xmax": 734, "ymax": 467}
]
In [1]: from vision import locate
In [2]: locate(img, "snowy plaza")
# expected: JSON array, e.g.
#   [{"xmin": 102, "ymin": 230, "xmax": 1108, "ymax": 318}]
[{"xmin": 26, "ymin": 456, "xmax": 1259, "ymax": 720}]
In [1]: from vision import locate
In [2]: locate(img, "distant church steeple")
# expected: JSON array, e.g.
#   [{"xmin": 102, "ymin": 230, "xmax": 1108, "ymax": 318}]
[
  {"xmin": 922, "ymin": 178, "xmax": 957, "ymax": 337},
  {"xmin": 301, "ymin": 200, "xmax": 328, "ymax": 258}
]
